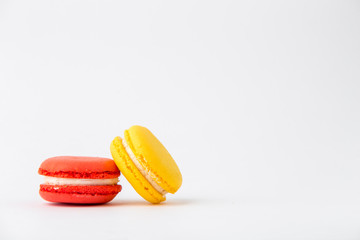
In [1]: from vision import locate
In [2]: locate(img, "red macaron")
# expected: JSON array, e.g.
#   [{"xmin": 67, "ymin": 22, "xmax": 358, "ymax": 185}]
[{"xmin": 38, "ymin": 156, "xmax": 122, "ymax": 204}]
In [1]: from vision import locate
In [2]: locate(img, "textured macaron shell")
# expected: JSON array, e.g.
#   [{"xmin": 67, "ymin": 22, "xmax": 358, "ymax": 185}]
[
  {"xmin": 38, "ymin": 156, "xmax": 120, "ymax": 179},
  {"xmin": 111, "ymin": 137, "xmax": 165, "ymax": 203},
  {"xmin": 39, "ymin": 185, "xmax": 121, "ymax": 204},
  {"xmin": 125, "ymin": 126, "xmax": 182, "ymax": 193}
]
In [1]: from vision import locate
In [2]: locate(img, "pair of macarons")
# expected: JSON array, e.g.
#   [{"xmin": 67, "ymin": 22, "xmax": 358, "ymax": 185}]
[{"xmin": 38, "ymin": 126, "xmax": 182, "ymax": 204}]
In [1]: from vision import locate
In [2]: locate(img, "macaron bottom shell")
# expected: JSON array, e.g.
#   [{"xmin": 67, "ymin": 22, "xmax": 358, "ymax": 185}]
[{"xmin": 39, "ymin": 184, "xmax": 122, "ymax": 204}]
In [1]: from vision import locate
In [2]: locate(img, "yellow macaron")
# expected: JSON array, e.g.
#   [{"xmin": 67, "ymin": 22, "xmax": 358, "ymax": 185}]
[{"xmin": 110, "ymin": 125, "xmax": 182, "ymax": 203}]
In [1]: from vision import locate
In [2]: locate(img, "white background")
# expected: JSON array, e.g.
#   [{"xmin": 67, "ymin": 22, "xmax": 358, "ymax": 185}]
[{"xmin": 0, "ymin": 0, "xmax": 360, "ymax": 239}]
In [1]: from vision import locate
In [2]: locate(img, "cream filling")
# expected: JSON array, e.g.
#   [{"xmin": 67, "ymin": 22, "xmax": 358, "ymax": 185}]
[
  {"xmin": 43, "ymin": 176, "xmax": 119, "ymax": 186},
  {"xmin": 121, "ymin": 137, "xmax": 168, "ymax": 196}
]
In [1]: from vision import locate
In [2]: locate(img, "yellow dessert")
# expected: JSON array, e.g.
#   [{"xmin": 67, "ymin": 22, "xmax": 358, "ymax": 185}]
[{"xmin": 110, "ymin": 125, "xmax": 182, "ymax": 203}]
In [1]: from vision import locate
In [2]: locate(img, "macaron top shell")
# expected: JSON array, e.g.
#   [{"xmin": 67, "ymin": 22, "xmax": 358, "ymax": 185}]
[
  {"xmin": 38, "ymin": 156, "xmax": 120, "ymax": 179},
  {"xmin": 125, "ymin": 126, "xmax": 182, "ymax": 194}
]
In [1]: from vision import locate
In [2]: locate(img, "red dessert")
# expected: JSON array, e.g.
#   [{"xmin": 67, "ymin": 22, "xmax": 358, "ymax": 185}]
[{"xmin": 38, "ymin": 156, "xmax": 121, "ymax": 204}]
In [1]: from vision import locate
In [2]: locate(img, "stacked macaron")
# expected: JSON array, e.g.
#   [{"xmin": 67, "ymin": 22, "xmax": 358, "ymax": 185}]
[
  {"xmin": 38, "ymin": 156, "xmax": 121, "ymax": 204},
  {"xmin": 38, "ymin": 126, "xmax": 182, "ymax": 204}
]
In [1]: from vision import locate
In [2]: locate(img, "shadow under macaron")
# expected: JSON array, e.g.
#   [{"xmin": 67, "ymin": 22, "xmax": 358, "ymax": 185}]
[{"xmin": 43, "ymin": 198, "xmax": 194, "ymax": 208}]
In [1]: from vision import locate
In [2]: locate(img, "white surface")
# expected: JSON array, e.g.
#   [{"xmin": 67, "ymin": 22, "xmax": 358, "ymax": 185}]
[{"xmin": 0, "ymin": 0, "xmax": 360, "ymax": 239}]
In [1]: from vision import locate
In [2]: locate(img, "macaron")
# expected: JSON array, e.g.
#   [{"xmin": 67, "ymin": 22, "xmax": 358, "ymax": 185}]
[
  {"xmin": 38, "ymin": 156, "xmax": 122, "ymax": 204},
  {"xmin": 110, "ymin": 125, "xmax": 182, "ymax": 204}
]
